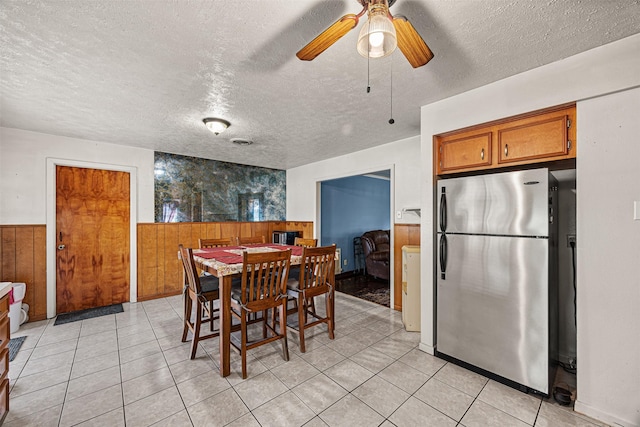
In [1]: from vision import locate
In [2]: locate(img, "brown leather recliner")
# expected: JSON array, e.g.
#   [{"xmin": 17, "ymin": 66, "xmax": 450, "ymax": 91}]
[{"xmin": 360, "ymin": 230, "xmax": 390, "ymax": 281}]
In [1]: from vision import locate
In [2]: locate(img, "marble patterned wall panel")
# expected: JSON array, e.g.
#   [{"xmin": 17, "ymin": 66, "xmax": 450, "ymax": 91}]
[{"xmin": 154, "ymin": 152, "xmax": 286, "ymax": 222}]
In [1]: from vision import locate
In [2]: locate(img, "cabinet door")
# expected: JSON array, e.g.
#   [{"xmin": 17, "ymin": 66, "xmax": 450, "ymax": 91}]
[
  {"xmin": 498, "ymin": 109, "xmax": 573, "ymax": 164},
  {"xmin": 437, "ymin": 131, "xmax": 492, "ymax": 174}
]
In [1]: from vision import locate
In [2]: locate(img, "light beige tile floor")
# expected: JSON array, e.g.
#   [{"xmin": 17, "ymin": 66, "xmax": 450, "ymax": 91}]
[{"xmin": 7, "ymin": 292, "xmax": 604, "ymax": 427}]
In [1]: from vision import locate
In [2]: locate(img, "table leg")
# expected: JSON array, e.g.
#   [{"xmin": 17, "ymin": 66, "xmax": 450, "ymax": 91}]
[{"xmin": 219, "ymin": 275, "xmax": 232, "ymax": 377}]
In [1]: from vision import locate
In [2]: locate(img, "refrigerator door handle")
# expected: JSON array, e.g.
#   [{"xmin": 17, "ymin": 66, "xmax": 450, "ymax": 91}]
[
  {"xmin": 439, "ymin": 234, "xmax": 447, "ymax": 279},
  {"xmin": 439, "ymin": 188, "xmax": 447, "ymax": 232}
]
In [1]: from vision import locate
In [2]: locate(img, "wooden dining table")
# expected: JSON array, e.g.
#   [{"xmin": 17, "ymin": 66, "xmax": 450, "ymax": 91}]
[{"xmin": 191, "ymin": 243, "xmax": 306, "ymax": 377}]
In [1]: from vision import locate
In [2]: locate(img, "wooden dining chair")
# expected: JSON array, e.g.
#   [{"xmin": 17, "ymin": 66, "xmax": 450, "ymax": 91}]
[
  {"xmin": 286, "ymin": 244, "xmax": 336, "ymax": 353},
  {"xmin": 293, "ymin": 237, "xmax": 318, "ymax": 247},
  {"xmin": 230, "ymin": 249, "xmax": 292, "ymax": 379},
  {"xmin": 291, "ymin": 237, "xmax": 319, "ymax": 312},
  {"xmin": 179, "ymin": 244, "xmax": 220, "ymax": 359},
  {"xmin": 238, "ymin": 235, "xmax": 266, "ymax": 245},
  {"xmin": 198, "ymin": 237, "xmax": 238, "ymax": 276},
  {"xmin": 199, "ymin": 237, "xmax": 238, "ymax": 248}
]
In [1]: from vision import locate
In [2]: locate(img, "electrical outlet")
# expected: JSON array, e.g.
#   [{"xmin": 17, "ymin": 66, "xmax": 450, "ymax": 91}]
[
  {"xmin": 343, "ymin": 259, "xmax": 348, "ymax": 266},
  {"xmin": 567, "ymin": 234, "xmax": 576, "ymax": 247}
]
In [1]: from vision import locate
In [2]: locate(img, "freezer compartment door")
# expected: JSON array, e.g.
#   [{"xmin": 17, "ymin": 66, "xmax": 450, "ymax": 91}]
[
  {"xmin": 437, "ymin": 234, "xmax": 550, "ymax": 393},
  {"xmin": 437, "ymin": 168, "xmax": 550, "ymax": 237}
]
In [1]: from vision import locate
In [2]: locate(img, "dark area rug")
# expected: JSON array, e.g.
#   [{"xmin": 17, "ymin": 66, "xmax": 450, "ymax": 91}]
[
  {"xmin": 9, "ymin": 336, "xmax": 26, "ymax": 361},
  {"xmin": 54, "ymin": 303, "xmax": 124, "ymax": 326},
  {"xmin": 336, "ymin": 273, "xmax": 390, "ymax": 307}
]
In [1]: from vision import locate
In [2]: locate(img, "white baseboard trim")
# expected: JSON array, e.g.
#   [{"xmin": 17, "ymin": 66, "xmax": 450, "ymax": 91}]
[
  {"xmin": 418, "ymin": 342, "xmax": 435, "ymax": 355},
  {"xmin": 574, "ymin": 400, "xmax": 638, "ymax": 427}
]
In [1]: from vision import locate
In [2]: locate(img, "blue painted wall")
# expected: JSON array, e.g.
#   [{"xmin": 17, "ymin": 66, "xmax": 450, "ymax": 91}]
[{"xmin": 321, "ymin": 175, "xmax": 390, "ymax": 273}]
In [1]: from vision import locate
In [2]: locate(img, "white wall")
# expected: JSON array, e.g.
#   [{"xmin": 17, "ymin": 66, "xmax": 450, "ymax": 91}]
[
  {"xmin": 575, "ymin": 87, "xmax": 640, "ymax": 426},
  {"xmin": 554, "ymin": 178, "xmax": 577, "ymax": 363},
  {"xmin": 421, "ymin": 33, "xmax": 640, "ymax": 426},
  {"xmin": 0, "ymin": 127, "xmax": 156, "ymax": 223},
  {"xmin": 0, "ymin": 127, "xmax": 157, "ymax": 311},
  {"xmin": 287, "ymin": 135, "xmax": 421, "ymax": 225}
]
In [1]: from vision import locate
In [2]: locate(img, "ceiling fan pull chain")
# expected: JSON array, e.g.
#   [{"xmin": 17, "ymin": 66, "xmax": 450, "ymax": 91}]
[
  {"xmin": 367, "ymin": 19, "xmax": 371, "ymax": 93},
  {"xmin": 389, "ymin": 54, "xmax": 394, "ymax": 124}
]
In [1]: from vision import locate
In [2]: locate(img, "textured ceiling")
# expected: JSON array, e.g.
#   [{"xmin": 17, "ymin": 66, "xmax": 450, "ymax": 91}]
[{"xmin": 1, "ymin": 0, "xmax": 639, "ymax": 170}]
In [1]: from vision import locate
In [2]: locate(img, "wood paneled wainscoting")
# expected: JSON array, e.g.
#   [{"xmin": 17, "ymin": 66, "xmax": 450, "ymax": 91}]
[
  {"xmin": 137, "ymin": 221, "xmax": 313, "ymax": 301},
  {"xmin": 0, "ymin": 225, "xmax": 47, "ymax": 322},
  {"xmin": 393, "ymin": 223, "xmax": 421, "ymax": 311},
  {"xmin": 2, "ymin": 221, "xmax": 312, "ymax": 321}
]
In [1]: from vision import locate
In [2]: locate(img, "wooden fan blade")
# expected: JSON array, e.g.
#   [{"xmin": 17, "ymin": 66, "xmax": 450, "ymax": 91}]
[
  {"xmin": 393, "ymin": 15, "xmax": 434, "ymax": 68},
  {"xmin": 296, "ymin": 14, "xmax": 359, "ymax": 61}
]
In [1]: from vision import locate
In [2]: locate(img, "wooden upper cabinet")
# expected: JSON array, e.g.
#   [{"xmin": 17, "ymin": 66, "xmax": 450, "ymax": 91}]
[
  {"xmin": 438, "ymin": 131, "xmax": 492, "ymax": 173},
  {"xmin": 435, "ymin": 104, "xmax": 576, "ymax": 175},
  {"xmin": 497, "ymin": 107, "xmax": 573, "ymax": 164}
]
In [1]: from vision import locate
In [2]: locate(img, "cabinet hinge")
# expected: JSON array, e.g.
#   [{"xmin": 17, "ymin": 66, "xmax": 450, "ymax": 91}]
[
  {"xmin": 567, "ymin": 119, "xmax": 571, "ymax": 128},
  {"xmin": 568, "ymin": 140, "xmax": 572, "ymax": 151}
]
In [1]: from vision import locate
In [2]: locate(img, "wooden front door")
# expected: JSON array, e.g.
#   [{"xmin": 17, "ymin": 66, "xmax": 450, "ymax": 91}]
[{"xmin": 56, "ymin": 166, "xmax": 130, "ymax": 314}]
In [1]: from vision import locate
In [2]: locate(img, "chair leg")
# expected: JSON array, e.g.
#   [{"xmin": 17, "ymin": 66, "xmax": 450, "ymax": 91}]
[
  {"xmin": 308, "ymin": 296, "xmax": 316, "ymax": 316},
  {"xmin": 297, "ymin": 294, "xmax": 306, "ymax": 353},
  {"xmin": 210, "ymin": 301, "xmax": 215, "ymax": 331},
  {"xmin": 271, "ymin": 305, "xmax": 278, "ymax": 332},
  {"xmin": 182, "ymin": 290, "xmax": 192, "ymax": 343},
  {"xmin": 190, "ymin": 300, "xmax": 201, "ymax": 359},
  {"xmin": 327, "ymin": 291, "xmax": 335, "ymax": 340},
  {"xmin": 279, "ymin": 302, "xmax": 289, "ymax": 361},
  {"xmin": 241, "ymin": 309, "xmax": 248, "ymax": 379},
  {"xmin": 262, "ymin": 310, "xmax": 268, "ymax": 338}
]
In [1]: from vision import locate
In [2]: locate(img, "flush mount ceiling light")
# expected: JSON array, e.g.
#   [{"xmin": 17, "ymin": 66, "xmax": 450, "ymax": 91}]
[{"xmin": 202, "ymin": 118, "xmax": 230, "ymax": 135}]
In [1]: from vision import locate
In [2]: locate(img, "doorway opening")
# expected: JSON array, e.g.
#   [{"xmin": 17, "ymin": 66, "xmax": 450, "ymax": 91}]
[
  {"xmin": 319, "ymin": 169, "xmax": 392, "ymax": 307},
  {"xmin": 46, "ymin": 159, "xmax": 138, "ymax": 318}
]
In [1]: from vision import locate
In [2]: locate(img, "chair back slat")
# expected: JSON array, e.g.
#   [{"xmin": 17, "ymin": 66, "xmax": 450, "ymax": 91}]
[
  {"xmin": 199, "ymin": 237, "xmax": 237, "ymax": 248},
  {"xmin": 239, "ymin": 236, "xmax": 266, "ymax": 245},
  {"xmin": 300, "ymin": 245, "xmax": 336, "ymax": 296},
  {"xmin": 179, "ymin": 244, "xmax": 203, "ymax": 294},
  {"xmin": 294, "ymin": 237, "xmax": 318, "ymax": 247},
  {"xmin": 241, "ymin": 249, "xmax": 291, "ymax": 311}
]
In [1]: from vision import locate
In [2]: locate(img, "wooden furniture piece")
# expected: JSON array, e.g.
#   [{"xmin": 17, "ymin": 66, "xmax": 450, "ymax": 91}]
[
  {"xmin": 0, "ymin": 283, "xmax": 11, "ymax": 423},
  {"xmin": 435, "ymin": 104, "xmax": 576, "ymax": 175},
  {"xmin": 198, "ymin": 238, "xmax": 238, "ymax": 277},
  {"xmin": 179, "ymin": 245, "xmax": 221, "ymax": 359},
  {"xmin": 286, "ymin": 245, "xmax": 336, "ymax": 353},
  {"xmin": 192, "ymin": 243, "xmax": 306, "ymax": 377},
  {"xmin": 199, "ymin": 237, "xmax": 238, "ymax": 248},
  {"xmin": 238, "ymin": 236, "xmax": 266, "ymax": 245},
  {"xmin": 230, "ymin": 249, "xmax": 292, "ymax": 379},
  {"xmin": 293, "ymin": 237, "xmax": 318, "ymax": 247}
]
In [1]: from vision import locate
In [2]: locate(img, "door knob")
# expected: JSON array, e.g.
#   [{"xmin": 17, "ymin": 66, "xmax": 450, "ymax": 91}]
[{"xmin": 57, "ymin": 244, "xmax": 66, "ymax": 250}]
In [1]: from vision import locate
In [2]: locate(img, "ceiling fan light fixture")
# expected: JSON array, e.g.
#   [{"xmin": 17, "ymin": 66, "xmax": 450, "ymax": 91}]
[
  {"xmin": 202, "ymin": 117, "xmax": 230, "ymax": 135},
  {"xmin": 357, "ymin": 1, "xmax": 397, "ymax": 59}
]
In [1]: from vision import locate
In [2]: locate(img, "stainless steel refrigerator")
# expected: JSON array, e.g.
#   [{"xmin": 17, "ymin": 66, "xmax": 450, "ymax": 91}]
[{"xmin": 436, "ymin": 168, "xmax": 558, "ymax": 395}]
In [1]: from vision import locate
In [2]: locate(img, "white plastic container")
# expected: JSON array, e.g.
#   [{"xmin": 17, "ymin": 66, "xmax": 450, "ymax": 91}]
[
  {"xmin": 401, "ymin": 246, "xmax": 421, "ymax": 332},
  {"xmin": 9, "ymin": 282, "xmax": 27, "ymax": 334}
]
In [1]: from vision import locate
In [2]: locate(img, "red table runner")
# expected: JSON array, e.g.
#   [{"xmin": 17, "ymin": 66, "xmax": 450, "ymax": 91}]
[{"xmin": 195, "ymin": 244, "xmax": 303, "ymax": 264}]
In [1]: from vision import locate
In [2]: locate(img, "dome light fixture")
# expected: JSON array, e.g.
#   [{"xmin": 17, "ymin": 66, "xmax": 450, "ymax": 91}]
[
  {"xmin": 202, "ymin": 117, "xmax": 230, "ymax": 135},
  {"xmin": 231, "ymin": 138, "xmax": 253, "ymax": 146}
]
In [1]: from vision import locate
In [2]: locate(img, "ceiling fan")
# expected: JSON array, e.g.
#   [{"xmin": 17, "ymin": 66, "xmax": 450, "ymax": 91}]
[{"xmin": 297, "ymin": 0, "xmax": 434, "ymax": 68}]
